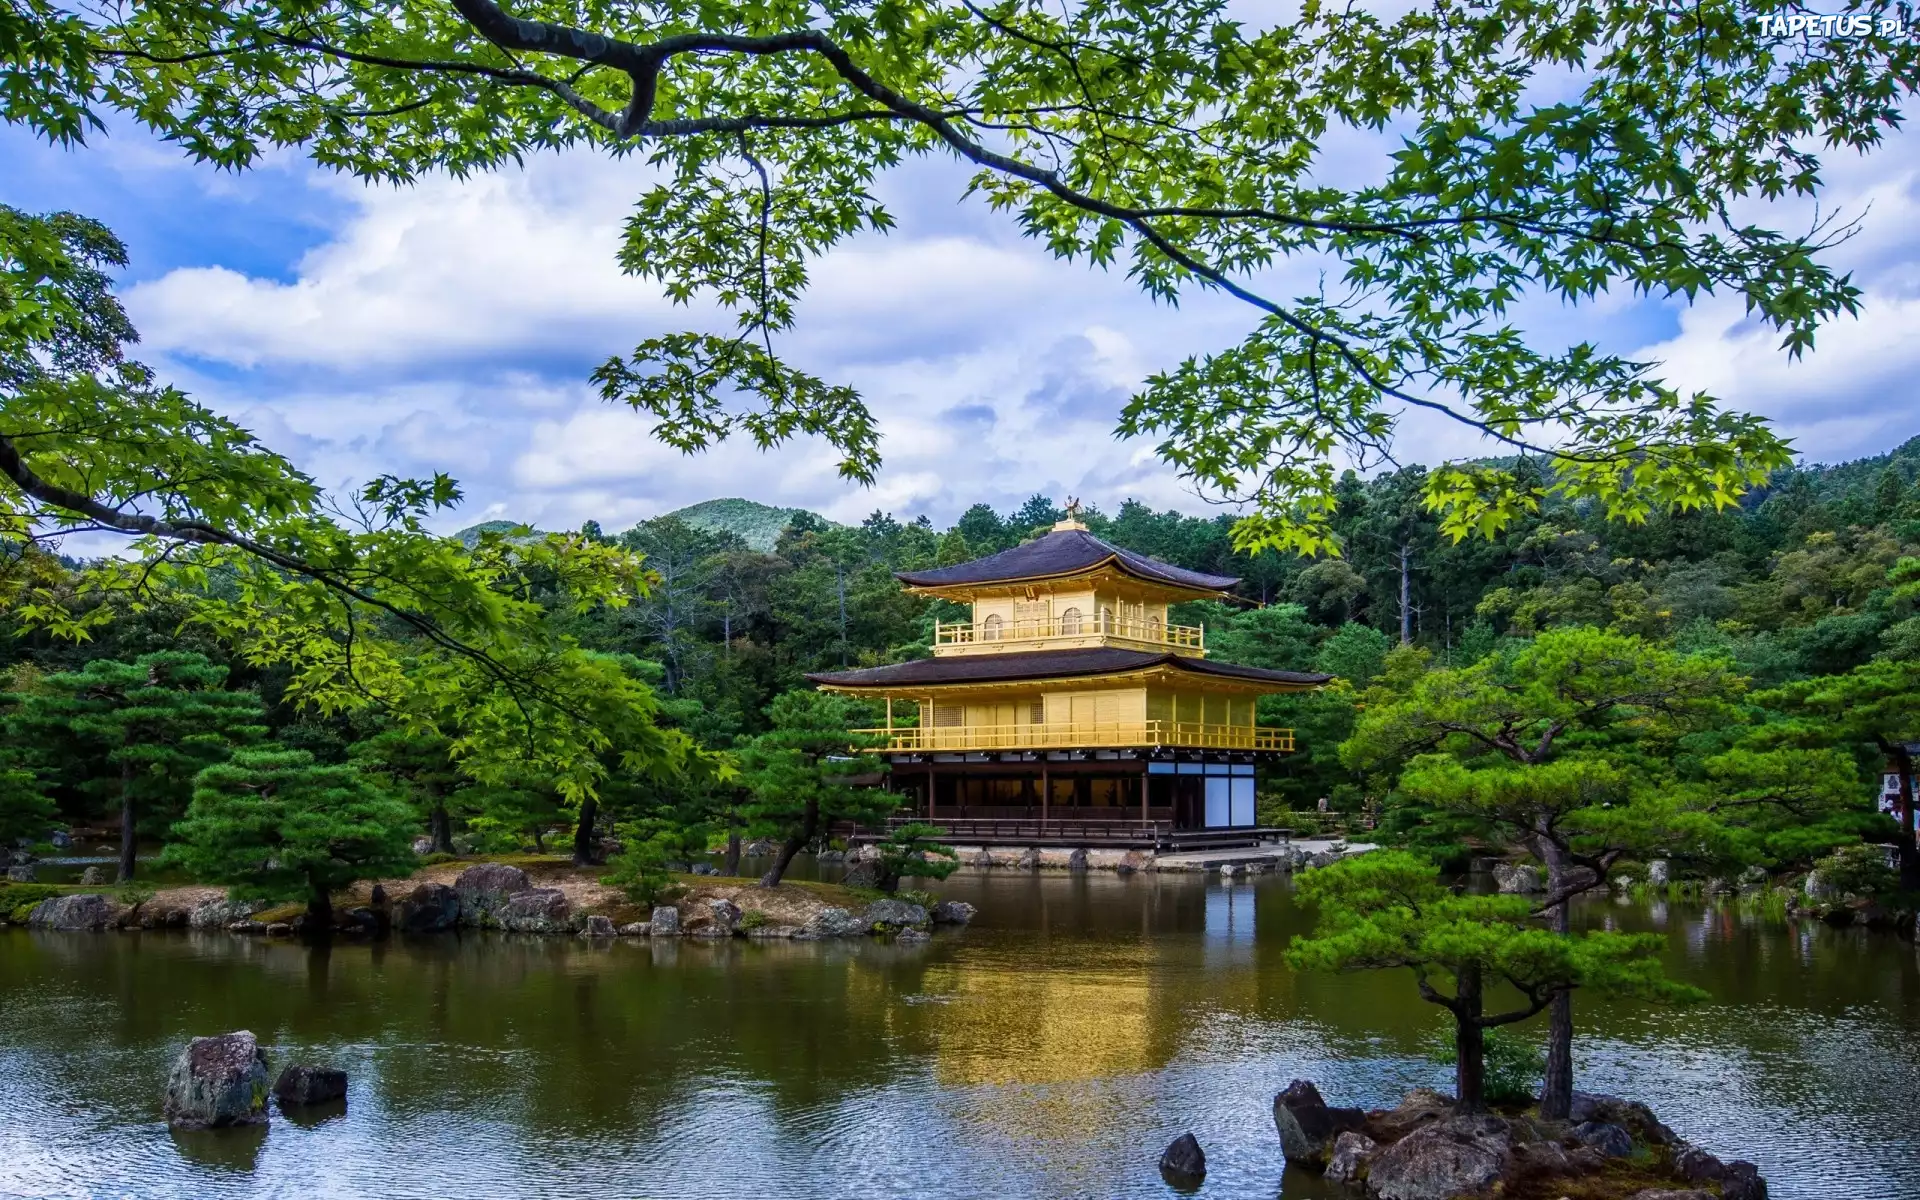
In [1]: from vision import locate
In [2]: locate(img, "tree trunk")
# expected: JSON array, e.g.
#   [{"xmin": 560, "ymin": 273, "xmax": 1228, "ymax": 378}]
[
  {"xmin": 1454, "ymin": 965, "xmax": 1487, "ymax": 1112},
  {"xmin": 723, "ymin": 828, "xmax": 741, "ymax": 877},
  {"xmin": 307, "ymin": 871, "xmax": 333, "ymax": 939},
  {"xmin": 531, "ymin": 825, "xmax": 546, "ymax": 854},
  {"xmin": 1536, "ymin": 828, "xmax": 1575, "ymax": 1119},
  {"xmin": 1898, "ymin": 748, "xmax": 1920, "ymax": 891},
  {"xmin": 429, "ymin": 800, "xmax": 454, "ymax": 855},
  {"xmin": 572, "ymin": 795, "xmax": 600, "ymax": 867},
  {"xmin": 1398, "ymin": 542, "xmax": 1413, "ymax": 646},
  {"xmin": 836, "ymin": 564, "xmax": 849, "ymax": 667},
  {"xmin": 760, "ymin": 797, "xmax": 818, "ymax": 887},
  {"xmin": 117, "ymin": 759, "xmax": 137, "ymax": 882}
]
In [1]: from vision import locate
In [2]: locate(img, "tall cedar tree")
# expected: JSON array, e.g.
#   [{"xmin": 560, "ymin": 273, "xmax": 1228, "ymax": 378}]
[
  {"xmin": 739, "ymin": 691, "xmax": 893, "ymax": 887},
  {"xmin": 168, "ymin": 747, "xmax": 418, "ymax": 932},
  {"xmin": 1288, "ymin": 852, "xmax": 1701, "ymax": 1111},
  {"xmin": 3, "ymin": 651, "xmax": 265, "ymax": 879}
]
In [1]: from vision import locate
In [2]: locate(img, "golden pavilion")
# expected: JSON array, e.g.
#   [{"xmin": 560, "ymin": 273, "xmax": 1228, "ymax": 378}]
[{"xmin": 807, "ymin": 510, "xmax": 1328, "ymax": 846}]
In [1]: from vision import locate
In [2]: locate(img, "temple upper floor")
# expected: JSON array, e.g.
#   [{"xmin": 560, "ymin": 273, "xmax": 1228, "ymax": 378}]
[{"xmin": 896, "ymin": 513, "xmax": 1234, "ymax": 659}]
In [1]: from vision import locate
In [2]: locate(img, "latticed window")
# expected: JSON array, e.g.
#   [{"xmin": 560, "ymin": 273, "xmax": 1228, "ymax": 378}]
[
  {"xmin": 1029, "ymin": 700, "xmax": 1046, "ymax": 725},
  {"xmin": 934, "ymin": 704, "xmax": 964, "ymax": 727},
  {"xmin": 1060, "ymin": 607, "xmax": 1083, "ymax": 634}
]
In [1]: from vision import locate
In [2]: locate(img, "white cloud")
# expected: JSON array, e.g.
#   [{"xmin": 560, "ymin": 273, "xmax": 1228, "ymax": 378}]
[
  {"xmin": 125, "ymin": 160, "xmax": 680, "ymax": 372},
  {"xmin": 103, "ymin": 107, "xmax": 1920, "ymax": 539}
]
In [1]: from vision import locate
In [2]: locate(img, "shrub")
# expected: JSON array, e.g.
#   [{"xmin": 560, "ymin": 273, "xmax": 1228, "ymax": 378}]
[
  {"xmin": 419, "ymin": 851, "xmax": 459, "ymax": 866},
  {"xmin": 0, "ymin": 883, "xmax": 65, "ymax": 923},
  {"xmin": 1813, "ymin": 843, "xmax": 1897, "ymax": 901},
  {"xmin": 738, "ymin": 909, "xmax": 767, "ymax": 930},
  {"xmin": 601, "ymin": 846, "xmax": 679, "ymax": 906}
]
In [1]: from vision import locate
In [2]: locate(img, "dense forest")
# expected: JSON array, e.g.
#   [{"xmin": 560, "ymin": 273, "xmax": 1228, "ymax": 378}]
[{"xmin": 7, "ymin": 435, "xmax": 1920, "ymax": 888}]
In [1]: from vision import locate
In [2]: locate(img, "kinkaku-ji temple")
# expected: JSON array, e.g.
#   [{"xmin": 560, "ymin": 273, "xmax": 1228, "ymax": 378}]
[{"xmin": 807, "ymin": 507, "xmax": 1330, "ymax": 848}]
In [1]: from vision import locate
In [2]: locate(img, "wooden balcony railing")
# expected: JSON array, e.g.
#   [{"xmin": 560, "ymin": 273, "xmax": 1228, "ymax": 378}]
[
  {"xmin": 933, "ymin": 615, "xmax": 1204, "ymax": 651},
  {"xmin": 853, "ymin": 720, "xmax": 1294, "ymax": 753}
]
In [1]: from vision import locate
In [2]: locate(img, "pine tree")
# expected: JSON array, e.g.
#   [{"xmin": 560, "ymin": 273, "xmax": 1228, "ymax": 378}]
[
  {"xmin": 5, "ymin": 652, "xmax": 266, "ymax": 880},
  {"xmin": 1288, "ymin": 852, "xmax": 1701, "ymax": 1111},
  {"xmin": 168, "ymin": 748, "xmax": 418, "ymax": 932},
  {"xmin": 350, "ymin": 725, "xmax": 464, "ymax": 854},
  {"xmin": 739, "ymin": 690, "xmax": 894, "ymax": 887}
]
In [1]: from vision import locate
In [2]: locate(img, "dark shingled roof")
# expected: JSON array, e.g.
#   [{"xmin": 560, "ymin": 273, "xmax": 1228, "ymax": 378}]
[
  {"xmin": 807, "ymin": 647, "xmax": 1330, "ymax": 690},
  {"xmin": 894, "ymin": 527, "xmax": 1240, "ymax": 592}
]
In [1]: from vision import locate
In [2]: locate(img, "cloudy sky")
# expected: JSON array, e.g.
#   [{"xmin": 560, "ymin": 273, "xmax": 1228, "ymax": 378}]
[{"xmin": 5, "ymin": 99, "xmax": 1918, "ymax": 536}]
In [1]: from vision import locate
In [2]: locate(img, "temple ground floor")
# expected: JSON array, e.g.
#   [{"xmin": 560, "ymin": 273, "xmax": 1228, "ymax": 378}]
[{"xmin": 872, "ymin": 747, "xmax": 1284, "ymax": 849}]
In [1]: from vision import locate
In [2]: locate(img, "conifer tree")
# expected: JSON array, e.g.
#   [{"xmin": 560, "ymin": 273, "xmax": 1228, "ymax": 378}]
[
  {"xmin": 1288, "ymin": 852, "xmax": 1701, "ymax": 1111},
  {"xmin": 168, "ymin": 747, "xmax": 418, "ymax": 932},
  {"xmin": 739, "ymin": 691, "xmax": 893, "ymax": 887},
  {"xmin": 4, "ymin": 651, "xmax": 266, "ymax": 880},
  {"xmin": 350, "ymin": 725, "xmax": 464, "ymax": 854}
]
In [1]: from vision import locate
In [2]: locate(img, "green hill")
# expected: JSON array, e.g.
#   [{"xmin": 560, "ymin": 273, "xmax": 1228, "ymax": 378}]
[
  {"xmin": 449, "ymin": 519, "xmax": 547, "ymax": 548},
  {"xmin": 664, "ymin": 498, "xmax": 824, "ymax": 551}
]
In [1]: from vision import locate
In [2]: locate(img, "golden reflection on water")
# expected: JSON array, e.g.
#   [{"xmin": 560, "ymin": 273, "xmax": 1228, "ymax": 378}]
[{"xmin": 922, "ymin": 949, "xmax": 1159, "ymax": 1088}]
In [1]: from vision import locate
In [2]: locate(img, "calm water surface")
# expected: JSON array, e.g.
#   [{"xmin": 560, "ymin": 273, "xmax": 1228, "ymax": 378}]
[{"xmin": 2, "ymin": 870, "xmax": 1916, "ymax": 1200}]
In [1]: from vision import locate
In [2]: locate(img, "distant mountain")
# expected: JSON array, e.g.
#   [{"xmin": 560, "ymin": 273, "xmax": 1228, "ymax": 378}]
[
  {"xmin": 449, "ymin": 519, "xmax": 546, "ymax": 548},
  {"xmin": 664, "ymin": 498, "xmax": 825, "ymax": 551}
]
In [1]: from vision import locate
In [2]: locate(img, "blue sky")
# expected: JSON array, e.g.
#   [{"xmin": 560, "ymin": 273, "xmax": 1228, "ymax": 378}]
[{"xmin": 7, "ymin": 109, "xmax": 1919, "ymax": 537}]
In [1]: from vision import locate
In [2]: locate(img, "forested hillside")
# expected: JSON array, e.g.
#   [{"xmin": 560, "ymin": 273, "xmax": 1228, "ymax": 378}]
[{"xmin": 8, "ymin": 438, "xmax": 1919, "ymax": 866}]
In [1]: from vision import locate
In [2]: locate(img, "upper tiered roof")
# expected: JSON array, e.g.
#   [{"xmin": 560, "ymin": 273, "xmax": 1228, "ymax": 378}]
[{"xmin": 895, "ymin": 523, "xmax": 1238, "ymax": 596}]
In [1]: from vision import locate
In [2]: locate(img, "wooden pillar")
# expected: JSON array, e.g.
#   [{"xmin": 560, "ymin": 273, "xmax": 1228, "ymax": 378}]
[
  {"xmin": 1041, "ymin": 762, "xmax": 1049, "ymax": 832},
  {"xmin": 927, "ymin": 759, "xmax": 936, "ymax": 821},
  {"xmin": 1140, "ymin": 770, "xmax": 1148, "ymax": 831}
]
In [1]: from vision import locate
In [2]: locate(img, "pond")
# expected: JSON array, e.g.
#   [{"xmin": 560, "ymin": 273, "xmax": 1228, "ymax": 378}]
[{"xmin": 1, "ymin": 869, "xmax": 1916, "ymax": 1199}]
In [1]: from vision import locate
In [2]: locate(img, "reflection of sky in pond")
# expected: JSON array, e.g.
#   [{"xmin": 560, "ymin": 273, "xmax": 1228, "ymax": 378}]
[{"xmin": 2, "ymin": 870, "xmax": 1917, "ymax": 1199}]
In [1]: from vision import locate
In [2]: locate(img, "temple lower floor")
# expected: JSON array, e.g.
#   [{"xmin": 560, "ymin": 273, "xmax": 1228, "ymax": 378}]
[{"xmin": 884, "ymin": 748, "xmax": 1264, "ymax": 831}]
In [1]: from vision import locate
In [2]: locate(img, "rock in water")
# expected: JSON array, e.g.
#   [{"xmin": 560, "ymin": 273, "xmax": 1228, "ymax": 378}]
[
  {"xmin": 700, "ymin": 899, "xmax": 742, "ymax": 937},
  {"xmin": 272, "ymin": 1065, "xmax": 347, "ymax": 1107},
  {"xmin": 799, "ymin": 906, "xmax": 869, "ymax": 939},
  {"xmin": 188, "ymin": 898, "xmax": 256, "ymax": 930},
  {"xmin": 78, "ymin": 865, "xmax": 108, "ymax": 886},
  {"xmin": 1326, "ymin": 1131, "xmax": 1378, "ymax": 1184},
  {"xmin": 1492, "ymin": 862, "xmax": 1543, "ymax": 893},
  {"xmin": 579, "ymin": 914, "xmax": 616, "ymax": 938},
  {"xmin": 397, "ymin": 882, "xmax": 461, "ymax": 933},
  {"xmin": 163, "ymin": 1032, "xmax": 270, "ymax": 1129},
  {"xmin": 498, "ymin": 888, "xmax": 570, "ymax": 934},
  {"xmin": 1674, "ymin": 1145, "xmax": 1768, "ymax": 1200},
  {"xmin": 1066, "ymin": 848, "xmax": 1089, "ymax": 873},
  {"xmin": 1272, "ymin": 1079, "xmax": 1366, "ymax": 1166},
  {"xmin": 649, "ymin": 905, "xmax": 681, "ymax": 937},
  {"xmin": 931, "ymin": 900, "xmax": 977, "ymax": 925},
  {"xmin": 861, "ymin": 899, "xmax": 930, "ymax": 930},
  {"xmin": 5, "ymin": 864, "xmax": 35, "ymax": 883},
  {"xmin": 618, "ymin": 921, "xmax": 650, "ymax": 937},
  {"xmin": 26, "ymin": 894, "xmax": 113, "ymax": 931},
  {"xmin": 1364, "ymin": 1115, "xmax": 1512, "ymax": 1200},
  {"xmin": 1572, "ymin": 1120, "xmax": 1634, "ymax": 1158},
  {"xmin": 1158, "ymin": 1133, "xmax": 1206, "ymax": 1184},
  {"xmin": 452, "ymin": 863, "xmax": 531, "ymax": 925}
]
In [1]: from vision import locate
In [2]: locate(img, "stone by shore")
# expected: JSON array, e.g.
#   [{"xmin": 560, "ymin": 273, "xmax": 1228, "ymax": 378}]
[
  {"xmin": 0, "ymin": 857, "xmax": 971, "ymax": 942},
  {"xmin": 1272, "ymin": 1079, "xmax": 1767, "ymax": 1200}
]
